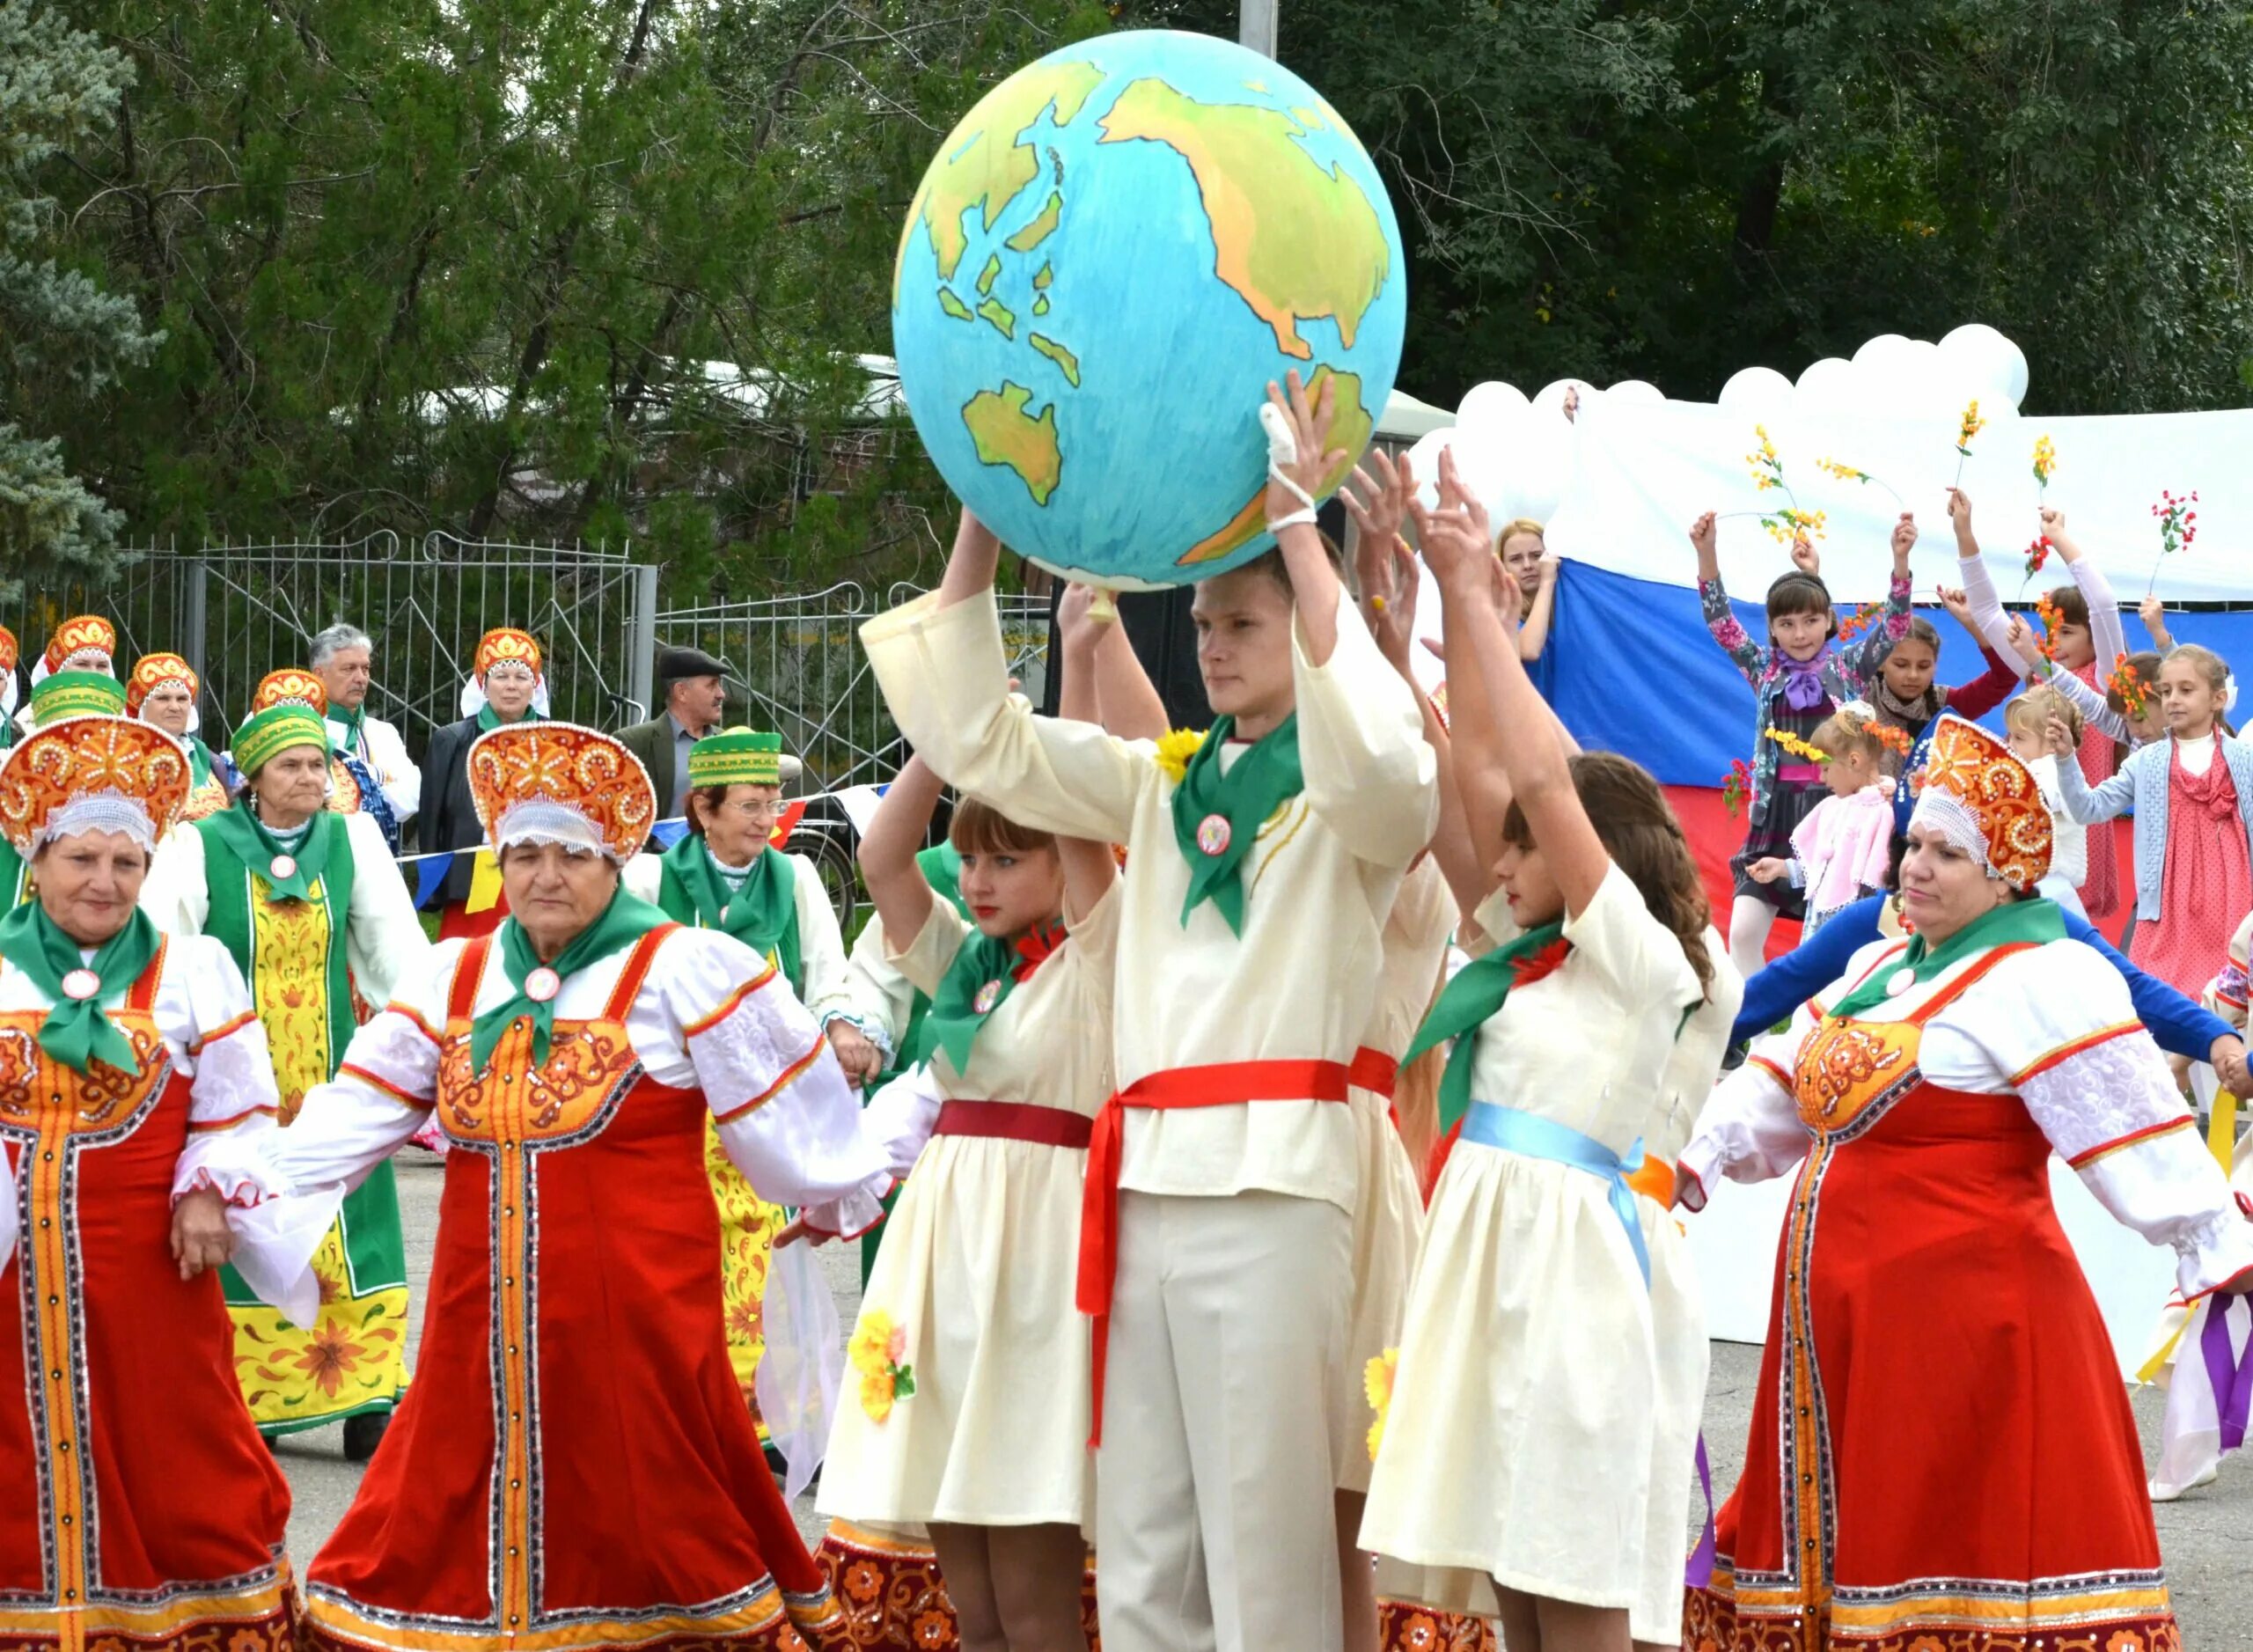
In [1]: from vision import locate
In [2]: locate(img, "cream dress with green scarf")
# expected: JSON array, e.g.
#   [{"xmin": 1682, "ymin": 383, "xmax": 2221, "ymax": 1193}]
[
  {"xmin": 143, "ymin": 802, "xmax": 431, "ymax": 1434},
  {"xmin": 624, "ymin": 833, "xmax": 851, "ymax": 1421}
]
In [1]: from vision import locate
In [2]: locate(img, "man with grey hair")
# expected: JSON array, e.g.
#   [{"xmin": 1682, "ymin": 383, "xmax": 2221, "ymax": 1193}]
[{"xmin": 312, "ymin": 621, "xmax": 420, "ymax": 826}]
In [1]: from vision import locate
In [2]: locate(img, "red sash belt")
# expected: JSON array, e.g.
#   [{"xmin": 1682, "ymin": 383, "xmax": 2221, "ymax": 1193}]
[
  {"xmin": 1076, "ymin": 1059, "xmax": 1353, "ymax": 1444},
  {"xmin": 932, "ymin": 1098, "xmax": 1093, "ymax": 1150},
  {"xmin": 1347, "ymin": 1046, "xmax": 1398, "ymax": 1099}
]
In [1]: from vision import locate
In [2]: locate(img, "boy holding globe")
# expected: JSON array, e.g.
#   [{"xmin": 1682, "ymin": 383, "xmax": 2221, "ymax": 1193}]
[{"xmin": 861, "ymin": 371, "xmax": 1435, "ymax": 1652}]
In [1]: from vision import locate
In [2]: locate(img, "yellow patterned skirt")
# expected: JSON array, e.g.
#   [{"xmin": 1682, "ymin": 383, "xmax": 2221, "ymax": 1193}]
[{"xmin": 706, "ymin": 1115, "xmax": 785, "ymax": 1440}]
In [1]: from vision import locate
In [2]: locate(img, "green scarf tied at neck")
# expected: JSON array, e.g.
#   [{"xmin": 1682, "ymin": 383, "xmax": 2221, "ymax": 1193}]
[
  {"xmin": 656, "ymin": 833, "xmax": 799, "ymax": 988},
  {"xmin": 1827, "ymin": 895, "xmax": 2064, "ymax": 1021},
  {"xmin": 1401, "ymin": 920, "xmax": 1568, "ymax": 1137},
  {"xmin": 332, "ymin": 701, "xmax": 365, "ymax": 752},
  {"xmin": 204, "ymin": 804, "xmax": 334, "ymax": 902},
  {"xmin": 0, "ymin": 902, "xmax": 162, "ymax": 1075},
  {"xmin": 470, "ymin": 881, "xmax": 669, "ymax": 1075},
  {"xmin": 476, "ymin": 703, "xmax": 547, "ymax": 733},
  {"xmin": 1168, "ymin": 715, "xmax": 1304, "ymax": 936}
]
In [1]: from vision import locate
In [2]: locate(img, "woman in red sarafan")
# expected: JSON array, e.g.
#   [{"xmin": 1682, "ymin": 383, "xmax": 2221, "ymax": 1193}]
[
  {"xmin": 0, "ymin": 712, "xmax": 298, "ymax": 1652},
  {"xmin": 1677, "ymin": 714, "xmax": 2253, "ymax": 1652},
  {"xmin": 224, "ymin": 721, "xmax": 896, "ymax": 1652}
]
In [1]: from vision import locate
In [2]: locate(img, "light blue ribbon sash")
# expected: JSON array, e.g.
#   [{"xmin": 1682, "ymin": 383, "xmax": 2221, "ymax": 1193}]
[{"xmin": 1461, "ymin": 1101, "xmax": 1651, "ymax": 1285}]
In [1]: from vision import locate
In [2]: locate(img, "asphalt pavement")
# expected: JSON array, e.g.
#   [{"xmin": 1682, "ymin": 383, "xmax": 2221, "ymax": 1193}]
[{"xmin": 276, "ymin": 1155, "xmax": 2253, "ymax": 1644}]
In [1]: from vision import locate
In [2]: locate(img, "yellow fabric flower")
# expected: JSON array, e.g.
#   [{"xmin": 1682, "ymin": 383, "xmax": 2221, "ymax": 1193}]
[
  {"xmin": 848, "ymin": 1311, "xmax": 897, "ymax": 1379},
  {"xmin": 1153, "ymin": 728, "xmax": 1207, "ymax": 785},
  {"xmin": 1363, "ymin": 1347, "xmax": 1399, "ymax": 1462},
  {"xmin": 859, "ymin": 1369, "xmax": 895, "ymax": 1424}
]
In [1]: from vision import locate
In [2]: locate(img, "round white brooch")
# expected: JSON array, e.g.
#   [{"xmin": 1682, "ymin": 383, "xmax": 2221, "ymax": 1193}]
[
  {"xmin": 1884, "ymin": 967, "xmax": 1916, "ymax": 997},
  {"xmin": 269, "ymin": 854, "xmax": 297, "ymax": 881},
  {"xmin": 525, "ymin": 967, "xmax": 562, "ymax": 1004},
  {"xmin": 1196, "ymin": 813, "xmax": 1231, "ymax": 855},
  {"xmin": 972, "ymin": 980, "xmax": 1002, "ymax": 1015},
  {"xmin": 62, "ymin": 968, "xmax": 100, "ymax": 1002}
]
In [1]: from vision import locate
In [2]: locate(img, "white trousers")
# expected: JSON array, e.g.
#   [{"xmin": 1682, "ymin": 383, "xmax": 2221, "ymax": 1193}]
[{"xmin": 1094, "ymin": 1189, "xmax": 1352, "ymax": 1652}]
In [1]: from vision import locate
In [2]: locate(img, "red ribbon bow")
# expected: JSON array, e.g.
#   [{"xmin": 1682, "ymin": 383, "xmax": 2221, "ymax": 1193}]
[
  {"xmin": 1510, "ymin": 936, "xmax": 1573, "ymax": 990},
  {"xmin": 1011, "ymin": 921, "xmax": 1068, "ymax": 982}
]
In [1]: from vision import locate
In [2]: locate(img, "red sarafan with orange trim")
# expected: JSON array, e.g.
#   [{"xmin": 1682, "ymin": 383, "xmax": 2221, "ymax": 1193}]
[
  {"xmin": 303, "ymin": 929, "xmax": 854, "ymax": 1652},
  {"xmin": 0, "ymin": 945, "xmax": 297, "ymax": 1652}
]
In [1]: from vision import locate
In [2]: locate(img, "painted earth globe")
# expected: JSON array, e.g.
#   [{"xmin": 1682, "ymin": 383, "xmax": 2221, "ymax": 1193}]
[{"xmin": 892, "ymin": 30, "xmax": 1407, "ymax": 588}]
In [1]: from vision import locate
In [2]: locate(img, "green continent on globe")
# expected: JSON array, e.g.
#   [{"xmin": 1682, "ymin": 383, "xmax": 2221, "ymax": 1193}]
[
  {"xmin": 897, "ymin": 61, "xmax": 1106, "ymax": 297},
  {"xmin": 1030, "ymin": 334, "xmax": 1081, "ymax": 386},
  {"xmin": 977, "ymin": 297, "xmax": 1017, "ymax": 339},
  {"xmin": 1006, "ymin": 192, "xmax": 1063, "ymax": 253},
  {"xmin": 964, "ymin": 384, "xmax": 1062, "ymax": 505},
  {"xmin": 1178, "ymin": 366, "xmax": 1372, "ymax": 567},
  {"xmin": 938, "ymin": 289, "xmax": 974, "ymax": 323},
  {"xmin": 1097, "ymin": 80, "xmax": 1390, "ymax": 360}
]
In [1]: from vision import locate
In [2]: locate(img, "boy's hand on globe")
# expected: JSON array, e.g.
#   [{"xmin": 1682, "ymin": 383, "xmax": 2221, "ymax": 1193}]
[
  {"xmin": 938, "ymin": 506, "xmax": 1004, "ymax": 608},
  {"xmin": 1263, "ymin": 370, "xmax": 1347, "ymax": 525}
]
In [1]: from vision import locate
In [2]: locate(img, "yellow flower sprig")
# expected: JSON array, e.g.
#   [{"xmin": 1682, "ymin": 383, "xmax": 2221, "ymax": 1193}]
[
  {"xmin": 1152, "ymin": 727, "xmax": 1206, "ymax": 784},
  {"xmin": 1956, "ymin": 400, "xmax": 1986, "ymax": 457},
  {"xmin": 1365, "ymin": 1347, "xmax": 1398, "ymax": 1462},
  {"xmin": 848, "ymin": 1310, "xmax": 916, "ymax": 1423},
  {"xmin": 2031, "ymin": 434, "xmax": 2058, "ymax": 488},
  {"xmin": 1814, "ymin": 456, "xmax": 1904, "ymax": 508},
  {"xmin": 1764, "ymin": 726, "xmax": 1831, "ymax": 763},
  {"xmin": 1760, "ymin": 507, "xmax": 1827, "ymax": 547},
  {"xmin": 1745, "ymin": 424, "xmax": 1785, "ymax": 493}
]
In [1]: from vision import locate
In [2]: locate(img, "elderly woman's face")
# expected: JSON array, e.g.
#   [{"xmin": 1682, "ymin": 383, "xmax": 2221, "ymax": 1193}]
[
  {"xmin": 35, "ymin": 829, "xmax": 150, "ymax": 948},
  {"xmin": 1897, "ymin": 821, "xmax": 2014, "ymax": 943},
  {"xmin": 499, "ymin": 841, "xmax": 618, "ymax": 961}
]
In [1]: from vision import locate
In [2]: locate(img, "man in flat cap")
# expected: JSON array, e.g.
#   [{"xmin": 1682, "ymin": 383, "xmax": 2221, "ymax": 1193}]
[{"xmin": 616, "ymin": 645, "xmax": 730, "ymax": 819}]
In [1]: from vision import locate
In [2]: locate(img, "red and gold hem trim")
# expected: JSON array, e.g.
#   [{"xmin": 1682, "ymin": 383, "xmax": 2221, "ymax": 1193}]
[
  {"xmin": 0, "ymin": 1572, "xmax": 296, "ymax": 1652},
  {"xmin": 815, "ymin": 1521, "xmax": 1097, "ymax": 1651},
  {"xmin": 303, "ymin": 1578, "xmax": 843, "ymax": 1652},
  {"xmin": 1688, "ymin": 1575, "xmax": 2182, "ymax": 1652},
  {"xmin": 190, "ymin": 1008, "xmax": 261, "ymax": 1053},
  {"xmin": 1376, "ymin": 1598, "xmax": 1497, "ymax": 1651},
  {"xmin": 685, "ymin": 966, "xmax": 776, "ymax": 1039}
]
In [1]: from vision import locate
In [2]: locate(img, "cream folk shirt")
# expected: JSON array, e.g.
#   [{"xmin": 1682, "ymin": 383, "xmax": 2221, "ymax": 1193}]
[{"xmin": 862, "ymin": 587, "xmax": 1437, "ymax": 1215}]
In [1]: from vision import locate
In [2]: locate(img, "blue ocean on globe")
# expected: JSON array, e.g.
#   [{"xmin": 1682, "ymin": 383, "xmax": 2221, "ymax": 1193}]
[{"xmin": 892, "ymin": 29, "xmax": 1407, "ymax": 589}]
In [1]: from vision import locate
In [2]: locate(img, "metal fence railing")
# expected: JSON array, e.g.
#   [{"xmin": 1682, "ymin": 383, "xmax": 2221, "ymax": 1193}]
[
  {"xmin": 652, "ymin": 582, "xmax": 1053, "ymax": 795},
  {"xmin": 10, "ymin": 535, "xmax": 659, "ymax": 753}
]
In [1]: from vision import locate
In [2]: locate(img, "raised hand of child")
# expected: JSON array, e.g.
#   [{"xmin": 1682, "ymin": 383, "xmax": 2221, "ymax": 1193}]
[
  {"xmin": 2139, "ymin": 592, "xmax": 2175, "ymax": 650},
  {"xmin": 2039, "ymin": 506, "xmax": 2077, "ymax": 561},
  {"xmin": 1341, "ymin": 448, "xmax": 1411, "ymax": 557},
  {"xmin": 1890, "ymin": 512, "xmax": 1919, "ymax": 564},
  {"xmin": 1747, "ymin": 857, "xmax": 1789, "ymax": 885},
  {"xmin": 2003, "ymin": 613, "xmax": 2044, "ymax": 670},
  {"xmin": 2043, "ymin": 716, "xmax": 2077, "ymax": 758},
  {"xmin": 1357, "ymin": 529, "xmax": 1421, "ymax": 672},
  {"xmin": 1688, "ymin": 510, "xmax": 1718, "ymax": 560},
  {"xmin": 1790, "ymin": 535, "xmax": 1821, "ymax": 576},
  {"xmin": 1262, "ymin": 370, "xmax": 1347, "ymax": 530},
  {"xmin": 1946, "ymin": 488, "xmax": 1972, "ymax": 532},
  {"xmin": 1408, "ymin": 452, "xmax": 1493, "ymax": 599}
]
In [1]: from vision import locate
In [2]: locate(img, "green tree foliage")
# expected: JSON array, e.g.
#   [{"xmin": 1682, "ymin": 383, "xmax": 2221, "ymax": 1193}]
[
  {"xmin": 39, "ymin": 0, "xmax": 1108, "ymax": 592},
  {"xmin": 1139, "ymin": 0, "xmax": 2253, "ymax": 415},
  {"xmin": 0, "ymin": 0, "xmax": 157, "ymax": 584}
]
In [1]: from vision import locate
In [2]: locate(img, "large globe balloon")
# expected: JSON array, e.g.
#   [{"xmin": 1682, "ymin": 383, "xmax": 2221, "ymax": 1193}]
[{"xmin": 892, "ymin": 30, "xmax": 1407, "ymax": 588}]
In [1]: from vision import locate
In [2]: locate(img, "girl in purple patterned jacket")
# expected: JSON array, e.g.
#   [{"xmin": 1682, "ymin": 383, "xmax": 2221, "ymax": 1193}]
[{"xmin": 1692, "ymin": 509, "xmax": 1917, "ymax": 976}]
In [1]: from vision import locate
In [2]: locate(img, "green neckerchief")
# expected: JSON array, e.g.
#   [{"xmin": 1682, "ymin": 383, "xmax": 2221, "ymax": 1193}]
[
  {"xmin": 0, "ymin": 903, "xmax": 162, "ymax": 1075},
  {"xmin": 476, "ymin": 704, "xmax": 546, "ymax": 733},
  {"xmin": 1402, "ymin": 920, "xmax": 1568, "ymax": 1137},
  {"xmin": 184, "ymin": 733, "xmax": 216, "ymax": 789},
  {"xmin": 204, "ymin": 803, "xmax": 336, "ymax": 902},
  {"xmin": 655, "ymin": 833, "xmax": 802, "ymax": 990},
  {"xmin": 921, "ymin": 919, "xmax": 1065, "ymax": 1076},
  {"xmin": 1169, "ymin": 714, "xmax": 1304, "ymax": 935},
  {"xmin": 1828, "ymin": 896, "xmax": 2065, "ymax": 1021},
  {"xmin": 471, "ymin": 883, "xmax": 669, "ymax": 1074},
  {"xmin": 331, "ymin": 701, "xmax": 366, "ymax": 754}
]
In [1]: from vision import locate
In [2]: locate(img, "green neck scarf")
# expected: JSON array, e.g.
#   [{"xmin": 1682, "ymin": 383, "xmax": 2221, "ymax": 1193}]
[
  {"xmin": 0, "ymin": 903, "xmax": 162, "ymax": 1075},
  {"xmin": 921, "ymin": 919, "xmax": 1068, "ymax": 1075},
  {"xmin": 477, "ymin": 703, "xmax": 545, "ymax": 733},
  {"xmin": 184, "ymin": 733, "xmax": 216, "ymax": 789},
  {"xmin": 1402, "ymin": 921, "xmax": 1569, "ymax": 1137},
  {"xmin": 655, "ymin": 833, "xmax": 801, "ymax": 989},
  {"xmin": 1828, "ymin": 895, "xmax": 2065, "ymax": 1021},
  {"xmin": 1169, "ymin": 716, "xmax": 1304, "ymax": 935},
  {"xmin": 470, "ymin": 881, "xmax": 669, "ymax": 1074},
  {"xmin": 205, "ymin": 803, "xmax": 335, "ymax": 901},
  {"xmin": 332, "ymin": 702, "xmax": 366, "ymax": 753}
]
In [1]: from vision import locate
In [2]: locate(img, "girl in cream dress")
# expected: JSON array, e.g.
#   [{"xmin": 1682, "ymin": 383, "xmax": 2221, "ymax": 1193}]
[
  {"xmin": 817, "ymin": 755, "xmax": 1117, "ymax": 1651},
  {"xmin": 1361, "ymin": 454, "xmax": 1714, "ymax": 1648}
]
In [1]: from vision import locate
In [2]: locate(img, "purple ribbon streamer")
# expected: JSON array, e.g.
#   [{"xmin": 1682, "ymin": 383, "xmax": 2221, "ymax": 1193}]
[
  {"xmin": 1684, "ymin": 1431, "xmax": 1717, "ymax": 1588},
  {"xmin": 2198, "ymin": 1295, "xmax": 2253, "ymax": 1451}
]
